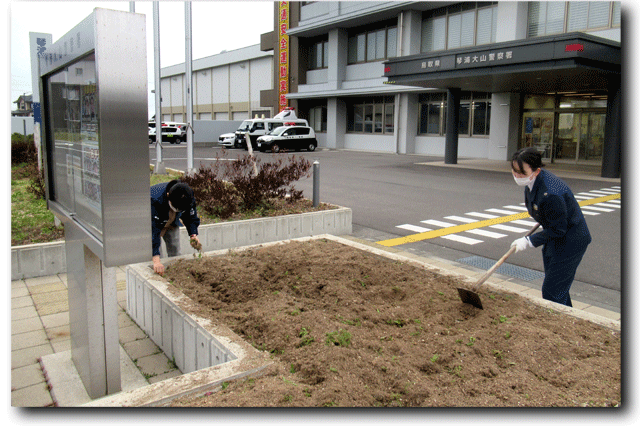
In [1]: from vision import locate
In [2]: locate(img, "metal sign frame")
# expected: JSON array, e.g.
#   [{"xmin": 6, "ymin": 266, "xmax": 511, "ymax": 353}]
[{"xmin": 40, "ymin": 8, "xmax": 151, "ymax": 267}]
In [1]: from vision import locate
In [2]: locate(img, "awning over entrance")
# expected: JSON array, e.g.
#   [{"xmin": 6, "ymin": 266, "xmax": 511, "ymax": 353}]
[{"xmin": 383, "ymin": 32, "xmax": 620, "ymax": 93}]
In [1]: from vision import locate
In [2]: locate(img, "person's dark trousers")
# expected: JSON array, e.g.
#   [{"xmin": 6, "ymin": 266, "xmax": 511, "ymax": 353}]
[
  {"xmin": 162, "ymin": 227, "xmax": 181, "ymax": 257},
  {"xmin": 541, "ymin": 244, "xmax": 589, "ymax": 307}
]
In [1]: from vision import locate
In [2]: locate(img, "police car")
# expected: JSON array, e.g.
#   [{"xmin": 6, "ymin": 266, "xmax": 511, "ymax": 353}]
[
  {"xmin": 257, "ymin": 125, "xmax": 317, "ymax": 153},
  {"xmin": 148, "ymin": 122, "xmax": 187, "ymax": 144}
]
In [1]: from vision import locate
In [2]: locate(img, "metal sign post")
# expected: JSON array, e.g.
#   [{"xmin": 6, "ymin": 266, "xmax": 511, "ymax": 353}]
[{"xmin": 38, "ymin": 8, "xmax": 150, "ymax": 399}]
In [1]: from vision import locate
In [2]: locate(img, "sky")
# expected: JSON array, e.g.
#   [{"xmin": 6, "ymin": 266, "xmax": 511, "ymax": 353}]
[{"xmin": 7, "ymin": 0, "xmax": 275, "ymax": 117}]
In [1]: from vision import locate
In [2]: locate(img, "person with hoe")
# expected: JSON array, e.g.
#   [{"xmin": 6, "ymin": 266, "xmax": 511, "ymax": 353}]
[
  {"xmin": 150, "ymin": 180, "xmax": 201, "ymax": 275},
  {"xmin": 509, "ymin": 147, "xmax": 591, "ymax": 307}
]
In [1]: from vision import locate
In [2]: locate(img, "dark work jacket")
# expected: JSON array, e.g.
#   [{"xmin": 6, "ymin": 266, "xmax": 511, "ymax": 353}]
[
  {"xmin": 150, "ymin": 181, "xmax": 200, "ymax": 257},
  {"xmin": 524, "ymin": 169, "xmax": 591, "ymax": 260}
]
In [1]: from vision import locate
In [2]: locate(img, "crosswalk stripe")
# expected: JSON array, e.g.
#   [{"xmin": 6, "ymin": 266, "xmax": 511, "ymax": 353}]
[
  {"xmin": 574, "ymin": 195, "xmax": 595, "ymax": 200},
  {"xmin": 580, "ymin": 210, "xmax": 600, "ymax": 215},
  {"xmin": 582, "ymin": 205, "xmax": 615, "ymax": 212},
  {"xmin": 379, "ymin": 193, "xmax": 619, "ymax": 247},
  {"xmin": 465, "ymin": 229, "xmax": 507, "ymax": 238},
  {"xmin": 421, "ymin": 219, "xmax": 456, "ymax": 227},
  {"xmin": 466, "ymin": 212, "xmax": 499, "ymax": 219},
  {"xmin": 441, "ymin": 234, "xmax": 483, "ymax": 245},
  {"xmin": 511, "ymin": 219, "xmax": 538, "ymax": 226},
  {"xmin": 577, "ymin": 192, "xmax": 598, "ymax": 198},
  {"xmin": 397, "ymin": 224, "xmax": 432, "ymax": 233},
  {"xmin": 589, "ymin": 190, "xmax": 617, "ymax": 195},
  {"xmin": 486, "ymin": 208, "xmax": 522, "ymax": 215},
  {"xmin": 503, "ymin": 205, "xmax": 529, "ymax": 211},
  {"xmin": 444, "ymin": 215, "xmax": 478, "ymax": 223},
  {"xmin": 489, "ymin": 224, "xmax": 530, "ymax": 233},
  {"xmin": 597, "ymin": 202, "xmax": 620, "ymax": 209},
  {"xmin": 599, "ymin": 188, "xmax": 620, "ymax": 193},
  {"xmin": 607, "ymin": 199, "xmax": 621, "ymax": 204}
]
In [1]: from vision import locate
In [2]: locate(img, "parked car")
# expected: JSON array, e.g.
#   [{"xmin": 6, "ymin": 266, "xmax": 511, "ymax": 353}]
[
  {"xmin": 257, "ymin": 126, "xmax": 317, "ymax": 153},
  {"xmin": 234, "ymin": 107, "xmax": 309, "ymax": 150},
  {"xmin": 218, "ymin": 132, "xmax": 237, "ymax": 148},
  {"xmin": 148, "ymin": 122, "xmax": 187, "ymax": 144}
]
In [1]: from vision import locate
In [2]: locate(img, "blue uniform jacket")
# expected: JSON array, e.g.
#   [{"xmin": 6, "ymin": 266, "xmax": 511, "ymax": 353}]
[
  {"xmin": 150, "ymin": 181, "xmax": 200, "ymax": 257},
  {"xmin": 525, "ymin": 169, "xmax": 591, "ymax": 259}
]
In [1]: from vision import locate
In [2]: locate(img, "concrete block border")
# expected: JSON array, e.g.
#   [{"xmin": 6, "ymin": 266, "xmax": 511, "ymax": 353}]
[{"xmin": 11, "ymin": 206, "xmax": 352, "ymax": 280}]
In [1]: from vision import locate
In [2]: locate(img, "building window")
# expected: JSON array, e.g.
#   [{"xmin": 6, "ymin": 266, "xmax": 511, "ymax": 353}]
[
  {"xmin": 347, "ymin": 97, "xmax": 395, "ymax": 134},
  {"xmin": 347, "ymin": 24, "xmax": 397, "ymax": 64},
  {"xmin": 421, "ymin": 3, "xmax": 497, "ymax": 53},
  {"xmin": 418, "ymin": 92, "xmax": 491, "ymax": 137},
  {"xmin": 528, "ymin": 1, "xmax": 621, "ymax": 37},
  {"xmin": 418, "ymin": 93, "xmax": 446, "ymax": 135},
  {"xmin": 310, "ymin": 40, "xmax": 328, "ymax": 70},
  {"xmin": 309, "ymin": 106, "xmax": 327, "ymax": 132}
]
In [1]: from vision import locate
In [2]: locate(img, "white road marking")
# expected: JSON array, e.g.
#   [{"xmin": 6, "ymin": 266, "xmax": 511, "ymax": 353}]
[
  {"xmin": 489, "ymin": 224, "xmax": 530, "ymax": 233},
  {"xmin": 397, "ymin": 224, "xmax": 432, "ymax": 233},
  {"xmin": 465, "ymin": 229, "xmax": 507, "ymax": 239},
  {"xmin": 441, "ymin": 234, "xmax": 484, "ymax": 245}
]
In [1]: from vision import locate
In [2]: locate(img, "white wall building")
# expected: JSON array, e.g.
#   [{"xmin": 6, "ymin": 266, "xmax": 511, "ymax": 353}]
[
  {"xmin": 164, "ymin": 1, "xmax": 622, "ymax": 177},
  {"xmin": 160, "ymin": 44, "xmax": 273, "ymax": 122}
]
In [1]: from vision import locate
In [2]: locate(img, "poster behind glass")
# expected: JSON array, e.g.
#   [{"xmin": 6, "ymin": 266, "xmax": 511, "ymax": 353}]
[{"xmin": 47, "ymin": 53, "xmax": 102, "ymax": 237}]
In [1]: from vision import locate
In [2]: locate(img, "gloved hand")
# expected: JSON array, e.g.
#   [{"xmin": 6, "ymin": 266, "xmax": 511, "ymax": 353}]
[{"xmin": 511, "ymin": 236, "xmax": 533, "ymax": 253}]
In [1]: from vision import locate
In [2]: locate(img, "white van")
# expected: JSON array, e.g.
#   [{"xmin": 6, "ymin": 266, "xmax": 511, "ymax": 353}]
[{"xmin": 234, "ymin": 108, "xmax": 308, "ymax": 150}]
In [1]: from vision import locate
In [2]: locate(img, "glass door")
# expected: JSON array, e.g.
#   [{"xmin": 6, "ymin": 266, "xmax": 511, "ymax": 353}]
[
  {"xmin": 579, "ymin": 113, "xmax": 606, "ymax": 163},
  {"xmin": 557, "ymin": 112, "xmax": 605, "ymax": 163},
  {"xmin": 521, "ymin": 112, "xmax": 554, "ymax": 160},
  {"xmin": 557, "ymin": 112, "xmax": 579, "ymax": 162}
]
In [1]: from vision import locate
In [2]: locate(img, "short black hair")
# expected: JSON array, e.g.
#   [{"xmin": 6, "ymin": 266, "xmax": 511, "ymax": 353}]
[
  {"xmin": 167, "ymin": 181, "xmax": 194, "ymax": 212},
  {"xmin": 511, "ymin": 147, "xmax": 545, "ymax": 174}
]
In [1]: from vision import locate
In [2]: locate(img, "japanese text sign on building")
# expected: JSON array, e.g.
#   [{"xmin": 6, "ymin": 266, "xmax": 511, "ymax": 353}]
[
  {"xmin": 278, "ymin": 1, "xmax": 289, "ymax": 110},
  {"xmin": 455, "ymin": 50, "xmax": 514, "ymax": 68}
]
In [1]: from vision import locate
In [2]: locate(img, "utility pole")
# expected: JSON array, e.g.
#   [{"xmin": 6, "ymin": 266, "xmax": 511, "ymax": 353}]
[
  {"xmin": 185, "ymin": 1, "xmax": 194, "ymax": 174},
  {"xmin": 153, "ymin": 1, "xmax": 165, "ymax": 173}
]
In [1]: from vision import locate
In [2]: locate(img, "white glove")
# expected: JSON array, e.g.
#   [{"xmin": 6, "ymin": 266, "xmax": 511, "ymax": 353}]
[{"xmin": 511, "ymin": 236, "xmax": 533, "ymax": 253}]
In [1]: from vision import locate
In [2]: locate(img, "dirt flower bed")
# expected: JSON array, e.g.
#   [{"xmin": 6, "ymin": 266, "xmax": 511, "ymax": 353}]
[{"xmin": 163, "ymin": 239, "xmax": 621, "ymax": 407}]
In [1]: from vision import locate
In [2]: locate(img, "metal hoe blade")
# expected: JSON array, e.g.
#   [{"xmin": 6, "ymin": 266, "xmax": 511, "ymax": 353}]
[
  {"xmin": 457, "ymin": 287, "xmax": 483, "ymax": 309},
  {"xmin": 457, "ymin": 223, "xmax": 540, "ymax": 310}
]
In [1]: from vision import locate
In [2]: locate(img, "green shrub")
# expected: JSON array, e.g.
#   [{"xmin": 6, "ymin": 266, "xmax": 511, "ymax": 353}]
[
  {"xmin": 181, "ymin": 150, "xmax": 312, "ymax": 219},
  {"xmin": 11, "ymin": 133, "xmax": 36, "ymax": 166}
]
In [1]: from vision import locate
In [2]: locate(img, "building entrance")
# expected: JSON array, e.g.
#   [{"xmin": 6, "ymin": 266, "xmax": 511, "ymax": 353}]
[{"xmin": 520, "ymin": 94, "xmax": 607, "ymax": 165}]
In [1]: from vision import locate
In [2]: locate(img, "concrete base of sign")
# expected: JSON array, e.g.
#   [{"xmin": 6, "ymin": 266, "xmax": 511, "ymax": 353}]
[{"xmin": 40, "ymin": 346, "xmax": 149, "ymax": 407}]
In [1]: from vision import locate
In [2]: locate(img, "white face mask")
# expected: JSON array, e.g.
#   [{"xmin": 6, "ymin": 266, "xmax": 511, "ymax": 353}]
[{"xmin": 513, "ymin": 174, "xmax": 533, "ymax": 187}]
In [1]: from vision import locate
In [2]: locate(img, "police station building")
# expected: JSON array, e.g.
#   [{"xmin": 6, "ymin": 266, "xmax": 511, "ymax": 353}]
[
  {"xmin": 263, "ymin": 1, "xmax": 621, "ymax": 178},
  {"xmin": 162, "ymin": 2, "xmax": 621, "ymax": 178}
]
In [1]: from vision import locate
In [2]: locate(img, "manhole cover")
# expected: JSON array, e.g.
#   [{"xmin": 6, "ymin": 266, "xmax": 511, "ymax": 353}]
[{"xmin": 456, "ymin": 256, "xmax": 545, "ymax": 281}]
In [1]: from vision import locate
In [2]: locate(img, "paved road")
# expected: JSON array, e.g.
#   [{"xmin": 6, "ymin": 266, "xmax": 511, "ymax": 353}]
[{"xmin": 150, "ymin": 144, "xmax": 621, "ymax": 312}]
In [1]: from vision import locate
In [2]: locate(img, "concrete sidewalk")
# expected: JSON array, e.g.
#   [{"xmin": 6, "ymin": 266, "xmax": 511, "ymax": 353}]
[
  {"xmin": 10, "ymin": 242, "xmax": 621, "ymax": 407},
  {"xmin": 10, "ymin": 267, "xmax": 181, "ymax": 407}
]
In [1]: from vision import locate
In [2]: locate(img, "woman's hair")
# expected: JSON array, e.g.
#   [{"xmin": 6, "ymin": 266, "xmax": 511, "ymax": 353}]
[
  {"xmin": 511, "ymin": 147, "xmax": 545, "ymax": 174},
  {"xmin": 166, "ymin": 180, "xmax": 194, "ymax": 212}
]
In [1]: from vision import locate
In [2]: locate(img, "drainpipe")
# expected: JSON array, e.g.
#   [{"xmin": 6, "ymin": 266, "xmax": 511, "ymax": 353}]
[{"xmin": 394, "ymin": 12, "xmax": 404, "ymax": 154}]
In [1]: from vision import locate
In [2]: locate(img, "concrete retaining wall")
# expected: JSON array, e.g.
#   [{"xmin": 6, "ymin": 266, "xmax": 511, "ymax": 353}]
[{"xmin": 11, "ymin": 206, "xmax": 352, "ymax": 280}]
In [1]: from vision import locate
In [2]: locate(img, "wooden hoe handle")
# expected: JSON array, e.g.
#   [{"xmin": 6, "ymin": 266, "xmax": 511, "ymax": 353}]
[{"xmin": 471, "ymin": 223, "xmax": 540, "ymax": 290}]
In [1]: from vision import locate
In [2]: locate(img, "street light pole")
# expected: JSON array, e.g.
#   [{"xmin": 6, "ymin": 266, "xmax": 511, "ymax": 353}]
[
  {"xmin": 185, "ymin": 1, "xmax": 194, "ymax": 175},
  {"xmin": 153, "ymin": 1, "xmax": 165, "ymax": 173}
]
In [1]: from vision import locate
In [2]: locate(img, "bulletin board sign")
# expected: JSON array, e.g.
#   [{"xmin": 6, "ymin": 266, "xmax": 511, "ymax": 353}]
[{"xmin": 39, "ymin": 8, "xmax": 151, "ymax": 267}]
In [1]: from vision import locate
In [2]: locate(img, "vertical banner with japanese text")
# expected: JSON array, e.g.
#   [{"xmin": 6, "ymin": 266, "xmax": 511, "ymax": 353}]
[{"xmin": 278, "ymin": 1, "xmax": 289, "ymax": 111}]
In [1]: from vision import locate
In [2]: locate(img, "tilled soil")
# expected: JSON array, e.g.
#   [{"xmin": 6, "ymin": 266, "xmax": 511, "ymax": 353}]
[{"xmin": 163, "ymin": 239, "xmax": 621, "ymax": 407}]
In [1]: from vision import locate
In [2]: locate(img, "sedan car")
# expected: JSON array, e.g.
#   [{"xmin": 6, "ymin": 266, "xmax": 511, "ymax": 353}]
[
  {"xmin": 148, "ymin": 122, "xmax": 187, "ymax": 144},
  {"xmin": 218, "ymin": 132, "xmax": 237, "ymax": 148},
  {"xmin": 257, "ymin": 126, "xmax": 317, "ymax": 153}
]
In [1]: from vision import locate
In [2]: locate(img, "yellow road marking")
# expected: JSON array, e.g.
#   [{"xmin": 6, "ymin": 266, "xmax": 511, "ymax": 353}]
[{"xmin": 376, "ymin": 193, "xmax": 620, "ymax": 247}]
